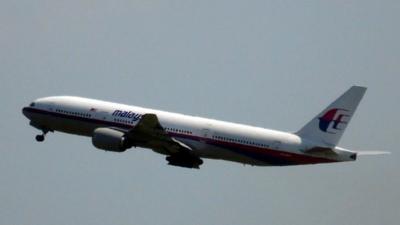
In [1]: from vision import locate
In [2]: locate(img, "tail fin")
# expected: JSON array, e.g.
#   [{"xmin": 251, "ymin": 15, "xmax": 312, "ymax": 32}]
[{"xmin": 296, "ymin": 86, "xmax": 367, "ymax": 147}]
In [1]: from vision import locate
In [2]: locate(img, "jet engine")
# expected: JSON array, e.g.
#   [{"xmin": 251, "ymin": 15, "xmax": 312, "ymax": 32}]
[{"xmin": 92, "ymin": 128, "xmax": 128, "ymax": 152}]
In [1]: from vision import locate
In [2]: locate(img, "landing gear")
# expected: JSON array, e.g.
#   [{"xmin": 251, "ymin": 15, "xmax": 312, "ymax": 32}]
[
  {"xmin": 35, "ymin": 135, "xmax": 45, "ymax": 142},
  {"xmin": 166, "ymin": 153, "xmax": 203, "ymax": 169},
  {"xmin": 35, "ymin": 130, "xmax": 48, "ymax": 142}
]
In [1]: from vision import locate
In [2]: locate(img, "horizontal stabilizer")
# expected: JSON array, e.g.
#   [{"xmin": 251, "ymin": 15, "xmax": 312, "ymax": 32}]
[
  {"xmin": 336, "ymin": 147, "xmax": 391, "ymax": 156},
  {"xmin": 356, "ymin": 151, "xmax": 391, "ymax": 156}
]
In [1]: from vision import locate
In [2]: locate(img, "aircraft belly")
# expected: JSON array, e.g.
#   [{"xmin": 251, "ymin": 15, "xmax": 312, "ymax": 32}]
[
  {"xmin": 174, "ymin": 137, "xmax": 269, "ymax": 166},
  {"xmin": 202, "ymin": 145, "xmax": 270, "ymax": 165},
  {"xmin": 174, "ymin": 136, "xmax": 327, "ymax": 166},
  {"xmin": 47, "ymin": 117, "xmax": 97, "ymax": 137}
]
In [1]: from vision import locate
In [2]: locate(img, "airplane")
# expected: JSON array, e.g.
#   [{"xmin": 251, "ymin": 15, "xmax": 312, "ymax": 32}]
[{"xmin": 22, "ymin": 86, "xmax": 387, "ymax": 169}]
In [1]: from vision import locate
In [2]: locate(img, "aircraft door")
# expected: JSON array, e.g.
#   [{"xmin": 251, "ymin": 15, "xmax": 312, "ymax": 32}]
[
  {"xmin": 201, "ymin": 124, "xmax": 215, "ymax": 143},
  {"xmin": 272, "ymin": 141, "xmax": 282, "ymax": 150},
  {"xmin": 202, "ymin": 129, "xmax": 211, "ymax": 139},
  {"xmin": 45, "ymin": 103, "xmax": 56, "ymax": 125},
  {"xmin": 95, "ymin": 111, "xmax": 109, "ymax": 121},
  {"xmin": 47, "ymin": 103, "xmax": 55, "ymax": 112}
]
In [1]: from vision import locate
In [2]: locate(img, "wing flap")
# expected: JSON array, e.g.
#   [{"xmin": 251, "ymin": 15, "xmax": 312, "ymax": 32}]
[{"xmin": 126, "ymin": 113, "xmax": 202, "ymax": 168}]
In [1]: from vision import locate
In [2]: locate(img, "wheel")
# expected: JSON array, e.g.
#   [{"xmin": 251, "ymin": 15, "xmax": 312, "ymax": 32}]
[{"xmin": 35, "ymin": 135, "xmax": 45, "ymax": 142}]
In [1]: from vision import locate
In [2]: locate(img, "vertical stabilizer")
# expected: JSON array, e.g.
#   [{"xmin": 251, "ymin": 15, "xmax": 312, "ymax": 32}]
[{"xmin": 296, "ymin": 86, "xmax": 367, "ymax": 147}]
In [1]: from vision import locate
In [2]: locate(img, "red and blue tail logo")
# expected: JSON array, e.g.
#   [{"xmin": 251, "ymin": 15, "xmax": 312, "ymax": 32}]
[{"xmin": 319, "ymin": 108, "xmax": 349, "ymax": 133}]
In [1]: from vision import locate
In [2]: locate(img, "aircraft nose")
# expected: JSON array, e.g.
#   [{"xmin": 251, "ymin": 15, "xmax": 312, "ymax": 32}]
[{"xmin": 22, "ymin": 107, "xmax": 32, "ymax": 119}]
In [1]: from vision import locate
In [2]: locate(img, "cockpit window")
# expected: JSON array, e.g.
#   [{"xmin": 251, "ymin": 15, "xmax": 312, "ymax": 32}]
[{"xmin": 30, "ymin": 102, "xmax": 35, "ymax": 107}]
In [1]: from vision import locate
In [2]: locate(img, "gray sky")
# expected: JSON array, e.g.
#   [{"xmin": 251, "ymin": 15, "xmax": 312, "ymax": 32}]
[{"xmin": 1, "ymin": 1, "xmax": 399, "ymax": 225}]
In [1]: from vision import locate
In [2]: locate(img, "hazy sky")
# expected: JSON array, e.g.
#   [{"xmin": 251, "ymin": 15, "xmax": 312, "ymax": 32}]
[{"xmin": 1, "ymin": 1, "xmax": 399, "ymax": 225}]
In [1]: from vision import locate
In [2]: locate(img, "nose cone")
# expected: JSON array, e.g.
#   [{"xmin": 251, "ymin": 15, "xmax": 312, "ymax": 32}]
[{"xmin": 22, "ymin": 107, "xmax": 32, "ymax": 120}]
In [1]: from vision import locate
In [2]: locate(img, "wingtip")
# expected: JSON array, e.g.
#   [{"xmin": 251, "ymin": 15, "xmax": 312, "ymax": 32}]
[{"xmin": 351, "ymin": 85, "xmax": 368, "ymax": 91}]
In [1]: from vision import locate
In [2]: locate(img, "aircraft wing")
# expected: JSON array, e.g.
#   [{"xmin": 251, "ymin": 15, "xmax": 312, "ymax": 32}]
[{"xmin": 126, "ymin": 113, "xmax": 203, "ymax": 168}]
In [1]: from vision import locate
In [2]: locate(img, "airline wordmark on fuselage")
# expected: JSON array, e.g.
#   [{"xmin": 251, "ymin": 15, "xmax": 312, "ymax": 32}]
[{"xmin": 112, "ymin": 110, "xmax": 142, "ymax": 121}]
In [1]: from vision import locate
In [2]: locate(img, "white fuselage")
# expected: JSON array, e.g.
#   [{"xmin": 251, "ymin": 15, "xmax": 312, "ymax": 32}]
[{"xmin": 22, "ymin": 96, "xmax": 355, "ymax": 166}]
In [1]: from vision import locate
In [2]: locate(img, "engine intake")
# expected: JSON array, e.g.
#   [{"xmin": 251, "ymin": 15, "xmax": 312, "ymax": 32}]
[{"xmin": 92, "ymin": 128, "xmax": 128, "ymax": 152}]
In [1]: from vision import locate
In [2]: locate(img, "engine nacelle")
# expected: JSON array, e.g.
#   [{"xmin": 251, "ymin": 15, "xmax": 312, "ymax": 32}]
[{"xmin": 92, "ymin": 128, "xmax": 128, "ymax": 152}]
